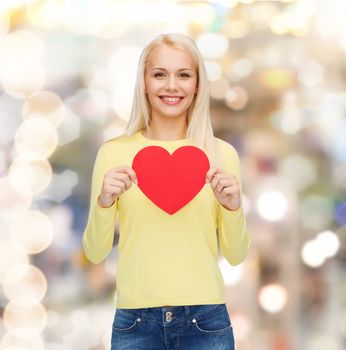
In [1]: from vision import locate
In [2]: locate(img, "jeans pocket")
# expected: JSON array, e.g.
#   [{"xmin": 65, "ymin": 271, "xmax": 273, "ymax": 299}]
[
  {"xmin": 112, "ymin": 309, "xmax": 141, "ymax": 333},
  {"xmin": 192, "ymin": 305, "xmax": 232, "ymax": 335}
]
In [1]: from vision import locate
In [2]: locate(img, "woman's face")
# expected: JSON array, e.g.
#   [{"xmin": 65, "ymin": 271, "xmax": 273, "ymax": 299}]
[{"xmin": 144, "ymin": 44, "xmax": 198, "ymax": 122}]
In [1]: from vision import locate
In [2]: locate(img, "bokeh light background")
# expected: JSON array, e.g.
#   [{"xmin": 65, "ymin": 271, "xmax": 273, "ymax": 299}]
[{"xmin": 0, "ymin": 0, "xmax": 345, "ymax": 349}]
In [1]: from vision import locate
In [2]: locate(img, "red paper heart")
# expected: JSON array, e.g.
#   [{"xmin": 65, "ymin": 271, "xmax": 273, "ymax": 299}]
[{"xmin": 132, "ymin": 146, "xmax": 210, "ymax": 215}]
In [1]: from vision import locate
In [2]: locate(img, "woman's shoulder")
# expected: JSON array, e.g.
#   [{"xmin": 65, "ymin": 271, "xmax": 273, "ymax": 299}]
[
  {"xmin": 105, "ymin": 131, "xmax": 134, "ymax": 143},
  {"xmin": 95, "ymin": 133, "xmax": 135, "ymax": 156},
  {"xmin": 102, "ymin": 132, "xmax": 136, "ymax": 147},
  {"xmin": 213, "ymin": 136, "xmax": 239, "ymax": 156}
]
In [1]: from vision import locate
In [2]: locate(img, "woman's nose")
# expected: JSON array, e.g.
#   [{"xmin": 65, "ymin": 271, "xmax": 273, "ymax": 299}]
[{"xmin": 167, "ymin": 76, "xmax": 178, "ymax": 90}]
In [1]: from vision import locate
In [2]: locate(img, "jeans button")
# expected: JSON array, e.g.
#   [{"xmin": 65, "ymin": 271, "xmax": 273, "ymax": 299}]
[{"xmin": 165, "ymin": 311, "xmax": 173, "ymax": 322}]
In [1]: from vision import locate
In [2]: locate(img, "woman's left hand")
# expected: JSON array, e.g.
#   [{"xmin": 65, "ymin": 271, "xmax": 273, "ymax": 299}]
[{"xmin": 205, "ymin": 167, "xmax": 241, "ymax": 211}]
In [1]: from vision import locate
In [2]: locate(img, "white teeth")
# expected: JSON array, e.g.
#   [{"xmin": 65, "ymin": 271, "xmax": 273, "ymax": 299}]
[{"xmin": 161, "ymin": 97, "xmax": 182, "ymax": 102}]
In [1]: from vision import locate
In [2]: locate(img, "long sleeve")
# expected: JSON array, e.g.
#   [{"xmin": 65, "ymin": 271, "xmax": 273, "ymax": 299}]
[
  {"xmin": 217, "ymin": 143, "xmax": 251, "ymax": 266},
  {"xmin": 82, "ymin": 142, "xmax": 118, "ymax": 264}
]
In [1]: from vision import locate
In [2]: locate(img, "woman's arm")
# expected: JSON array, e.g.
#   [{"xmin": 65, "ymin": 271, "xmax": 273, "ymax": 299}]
[
  {"xmin": 82, "ymin": 142, "xmax": 118, "ymax": 264},
  {"xmin": 217, "ymin": 143, "xmax": 251, "ymax": 266}
]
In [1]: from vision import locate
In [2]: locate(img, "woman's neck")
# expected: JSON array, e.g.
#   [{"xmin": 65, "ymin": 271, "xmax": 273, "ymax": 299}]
[{"xmin": 143, "ymin": 125, "xmax": 187, "ymax": 141}]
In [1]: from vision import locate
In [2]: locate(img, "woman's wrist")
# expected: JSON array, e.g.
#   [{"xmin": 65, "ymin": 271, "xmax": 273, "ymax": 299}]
[{"xmin": 97, "ymin": 194, "xmax": 115, "ymax": 208}]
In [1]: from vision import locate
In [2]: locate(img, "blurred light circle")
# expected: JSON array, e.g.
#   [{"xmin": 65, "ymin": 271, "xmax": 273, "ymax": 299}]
[
  {"xmin": 257, "ymin": 190, "xmax": 288, "ymax": 221},
  {"xmin": 271, "ymin": 90, "xmax": 304, "ymax": 135},
  {"xmin": 316, "ymin": 96, "xmax": 346, "ymax": 164},
  {"xmin": 259, "ymin": 284, "xmax": 287, "ymax": 313},
  {"xmin": 0, "ymin": 30, "xmax": 44, "ymax": 67},
  {"xmin": 241, "ymin": 194, "xmax": 251, "ymax": 216},
  {"xmin": 231, "ymin": 312, "xmax": 251, "ymax": 341},
  {"xmin": 103, "ymin": 125, "xmax": 127, "ymax": 144},
  {"xmin": 0, "ymin": 217, "xmax": 13, "ymax": 241},
  {"xmin": 219, "ymin": 258, "xmax": 243, "ymax": 286},
  {"xmin": 270, "ymin": 8, "xmax": 310, "ymax": 37},
  {"xmin": 14, "ymin": 118, "xmax": 58, "ymax": 160},
  {"xmin": 64, "ymin": 1, "xmax": 187, "ymax": 33},
  {"xmin": 48, "ymin": 204, "xmax": 74, "ymax": 249},
  {"xmin": 300, "ymin": 195, "xmax": 334, "ymax": 230},
  {"xmin": 205, "ymin": 61, "xmax": 222, "ymax": 81},
  {"xmin": 26, "ymin": 0, "xmax": 64, "ymax": 30},
  {"xmin": 196, "ymin": 32, "xmax": 229, "ymax": 59},
  {"xmin": 3, "ymin": 264, "xmax": 47, "ymax": 301},
  {"xmin": 2, "ymin": 64, "xmax": 45, "ymax": 100},
  {"xmin": 0, "ymin": 177, "xmax": 32, "ymax": 220},
  {"xmin": 249, "ymin": 2, "xmax": 277, "ymax": 27},
  {"xmin": 109, "ymin": 46, "xmax": 142, "ymax": 120},
  {"xmin": 259, "ymin": 69, "xmax": 295, "ymax": 90},
  {"xmin": 0, "ymin": 150, "xmax": 5, "ymax": 172},
  {"xmin": 270, "ymin": 14, "xmax": 289, "ymax": 35},
  {"xmin": 316, "ymin": 230, "xmax": 340, "ymax": 258},
  {"xmin": 8, "ymin": 157, "xmax": 52, "ymax": 196},
  {"xmin": 278, "ymin": 154, "xmax": 317, "ymax": 192},
  {"xmin": 306, "ymin": 335, "xmax": 339, "ymax": 349},
  {"xmin": 0, "ymin": 331, "xmax": 44, "ymax": 350},
  {"xmin": 330, "ymin": 122, "xmax": 346, "ymax": 164},
  {"xmin": 225, "ymin": 86, "xmax": 248, "ymax": 110},
  {"xmin": 0, "ymin": 240, "xmax": 29, "ymax": 283},
  {"xmin": 223, "ymin": 20, "xmax": 249, "ymax": 39},
  {"xmin": 217, "ymin": 0, "xmax": 238, "ymax": 7},
  {"xmin": 0, "ymin": 10, "xmax": 10, "ymax": 36},
  {"xmin": 301, "ymin": 240, "xmax": 325, "ymax": 268},
  {"xmin": 61, "ymin": 310, "xmax": 100, "ymax": 348},
  {"xmin": 22, "ymin": 90, "xmax": 65, "ymax": 128},
  {"xmin": 298, "ymin": 61, "xmax": 324, "ymax": 87},
  {"xmin": 3, "ymin": 297, "xmax": 47, "ymax": 338},
  {"xmin": 56, "ymin": 107, "xmax": 81, "ymax": 145},
  {"xmin": 0, "ymin": 94, "xmax": 23, "ymax": 145},
  {"xmin": 10, "ymin": 210, "xmax": 53, "ymax": 254},
  {"xmin": 0, "ymin": 30, "xmax": 45, "ymax": 99},
  {"xmin": 331, "ymin": 163, "xmax": 346, "ymax": 191},
  {"xmin": 85, "ymin": 67, "xmax": 109, "ymax": 89},
  {"xmin": 65, "ymin": 88, "xmax": 109, "ymax": 124},
  {"xmin": 244, "ymin": 129, "xmax": 288, "ymax": 158},
  {"xmin": 188, "ymin": 3, "xmax": 215, "ymax": 27},
  {"xmin": 84, "ymin": 1, "xmax": 129, "ymax": 38},
  {"xmin": 227, "ymin": 58, "xmax": 253, "ymax": 81},
  {"xmin": 341, "ymin": 309, "xmax": 346, "ymax": 338},
  {"xmin": 210, "ymin": 77, "xmax": 230, "ymax": 100},
  {"xmin": 335, "ymin": 201, "xmax": 346, "ymax": 225}
]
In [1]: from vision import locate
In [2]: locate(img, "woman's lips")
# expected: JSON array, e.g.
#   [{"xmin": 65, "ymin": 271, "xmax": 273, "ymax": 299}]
[{"xmin": 159, "ymin": 96, "xmax": 184, "ymax": 105}]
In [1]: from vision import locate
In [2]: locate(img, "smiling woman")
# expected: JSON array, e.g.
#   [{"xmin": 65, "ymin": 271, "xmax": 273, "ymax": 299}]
[
  {"xmin": 82, "ymin": 32, "xmax": 251, "ymax": 350},
  {"xmin": 124, "ymin": 32, "xmax": 223, "ymax": 169},
  {"xmin": 143, "ymin": 43, "xmax": 198, "ymax": 139}
]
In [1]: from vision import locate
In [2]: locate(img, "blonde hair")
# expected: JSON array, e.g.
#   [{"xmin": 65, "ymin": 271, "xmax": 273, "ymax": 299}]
[{"xmin": 123, "ymin": 32, "xmax": 223, "ymax": 169}]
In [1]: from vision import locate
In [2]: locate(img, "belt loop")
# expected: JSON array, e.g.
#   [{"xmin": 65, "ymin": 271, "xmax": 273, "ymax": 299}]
[
  {"xmin": 185, "ymin": 305, "xmax": 191, "ymax": 322},
  {"xmin": 141, "ymin": 308, "xmax": 149, "ymax": 323}
]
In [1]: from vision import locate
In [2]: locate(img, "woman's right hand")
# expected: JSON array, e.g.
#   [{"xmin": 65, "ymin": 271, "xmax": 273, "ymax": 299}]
[{"xmin": 97, "ymin": 166, "xmax": 138, "ymax": 208}]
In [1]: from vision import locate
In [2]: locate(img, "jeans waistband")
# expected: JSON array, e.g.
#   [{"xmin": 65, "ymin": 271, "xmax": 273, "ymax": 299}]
[{"xmin": 117, "ymin": 303, "xmax": 226, "ymax": 324}]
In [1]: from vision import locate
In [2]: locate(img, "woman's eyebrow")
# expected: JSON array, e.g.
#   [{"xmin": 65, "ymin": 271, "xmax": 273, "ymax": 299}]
[{"xmin": 152, "ymin": 67, "xmax": 193, "ymax": 72}]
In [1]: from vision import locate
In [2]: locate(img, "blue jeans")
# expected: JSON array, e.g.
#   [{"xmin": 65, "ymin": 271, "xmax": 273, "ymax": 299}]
[{"xmin": 110, "ymin": 303, "xmax": 235, "ymax": 349}]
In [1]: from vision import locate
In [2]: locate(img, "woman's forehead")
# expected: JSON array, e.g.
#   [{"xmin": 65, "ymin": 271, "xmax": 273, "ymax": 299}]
[{"xmin": 147, "ymin": 45, "xmax": 195, "ymax": 69}]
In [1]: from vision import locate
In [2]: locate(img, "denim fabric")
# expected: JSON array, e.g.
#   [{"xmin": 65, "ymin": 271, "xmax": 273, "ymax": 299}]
[{"xmin": 110, "ymin": 303, "xmax": 234, "ymax": 349}]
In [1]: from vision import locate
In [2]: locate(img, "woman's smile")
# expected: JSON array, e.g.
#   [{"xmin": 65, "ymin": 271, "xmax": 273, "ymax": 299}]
[{"xmin": 159, "ymin": 96, "xmax": 185, "ymax": 105}]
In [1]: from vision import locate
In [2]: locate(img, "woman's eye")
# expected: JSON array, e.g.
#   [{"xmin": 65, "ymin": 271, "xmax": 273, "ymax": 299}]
[{"xmin": 153, "ymin": 73, "xmax": 190, "ymax": 78}]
